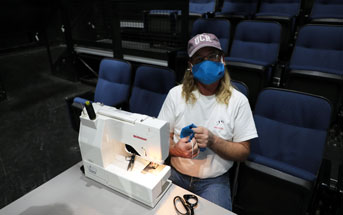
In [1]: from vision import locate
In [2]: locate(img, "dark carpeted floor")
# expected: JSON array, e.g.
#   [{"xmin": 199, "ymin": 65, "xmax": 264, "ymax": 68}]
[{"xmin": 0, "ymin": 46, "xmax": 92, "ymax": 209}]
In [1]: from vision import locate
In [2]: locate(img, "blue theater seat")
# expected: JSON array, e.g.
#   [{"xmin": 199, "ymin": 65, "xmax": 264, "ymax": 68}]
[
  {"xmin": 256, "ymin": 0, "xmax": 301, "ymax": 21},
  {"xmin": 128, "ymin": 65, "xmax": 176, "ymax": 117},
  {"xmin": 251, "ymin": 89, "xmax": 331, "ymax": 182},
  {"xmin": 191, "ymin": 18, "xmax": 231, "ymax": 55},
  {"xmin": 74, "ymin": 59, "xmax": 132, "ymax": 107},
  {"xmin": 225, "ymin": 20, "xmax": 281, "ymax": 107},
  {"xmin": 284, "ymin": 24, "xmax": 343, "ymax": 116},
  {"xmin": 255, "ymin": 0, "xmax": 302, "ymax": 59},
  {"xmin": 234, "ymin": 88, "xmax": 332, "ymax": 214},
  {"xmin": 231, "ymin": 79, "xmax": 248, "ymax": 98},
  {"xmin": 189, "ymin": 0, "xmax": 218, "ymax": 16},
  {"xmin": 310, "ymin": 0, "xmax": 343, "ymax": 25},
  {"xmin": 65, "ymin": 58, "xmax": 132, "ymax": 131},
  {"xmin": 215, "ymin": 0, "xmax": 258, "ymax": 20}
]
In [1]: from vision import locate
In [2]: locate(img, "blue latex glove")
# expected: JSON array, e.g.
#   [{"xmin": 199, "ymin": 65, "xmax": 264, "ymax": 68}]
[{"xmin": 180, "ymin": 124, "xmax": 206, "ymax": 152}]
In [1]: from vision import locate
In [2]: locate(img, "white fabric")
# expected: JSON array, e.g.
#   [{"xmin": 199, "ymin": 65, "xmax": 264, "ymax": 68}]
[{"xmin": 158, "ymin": 85, "xmax": 258, "ymax": 179}]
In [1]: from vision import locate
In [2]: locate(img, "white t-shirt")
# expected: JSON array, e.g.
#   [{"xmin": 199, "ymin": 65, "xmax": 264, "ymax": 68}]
[{"xmin": 158, "ymin": 85, "xmax": 258, "ymax": 179}]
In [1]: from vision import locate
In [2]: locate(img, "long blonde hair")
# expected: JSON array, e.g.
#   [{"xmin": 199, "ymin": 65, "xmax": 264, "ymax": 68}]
[{"xmin": 181, "ymin": 66, "xmax": 233, "ymax": 105}]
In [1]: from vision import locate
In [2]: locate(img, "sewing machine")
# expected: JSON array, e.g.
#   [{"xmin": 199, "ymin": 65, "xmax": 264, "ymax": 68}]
[{"xmin": 78, "ymin": 102, "xmax": 172, "ymax": 207}]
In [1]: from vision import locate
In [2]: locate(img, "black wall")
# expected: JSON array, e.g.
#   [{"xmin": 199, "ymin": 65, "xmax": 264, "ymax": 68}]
[{"xmin": 1, "ymin": 0, "xmax": 63, "ymax": 51}]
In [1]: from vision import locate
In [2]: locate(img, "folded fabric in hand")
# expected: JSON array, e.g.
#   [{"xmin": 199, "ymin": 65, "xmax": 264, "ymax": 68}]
[{"xmin": 180, "ymin": 123, "xmax": 206, "ymax": 152}]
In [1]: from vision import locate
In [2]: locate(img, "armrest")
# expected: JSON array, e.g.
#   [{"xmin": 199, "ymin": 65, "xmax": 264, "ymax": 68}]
[
  {"xmin": 244, "ymin": 160, "xmax": 312, "ymax": 190},
  {"xmin": 317, "ymin": 158, "xmax": 331, "ymax": 189},
  {"xmin": 230, "ymin": 162, "xmax": 241, "ymax": 203},
  {"xmin": 71, "ymin": 101, "xmax": 84, "ymax": 110},
  {"xmin": 307, "ymin": 158, "xmax": 332, "ymax": 213},
  {"xmin": 72, "ymin": 91, "xmax": 97, "ymax": 110},
  {"xmin": 272, "ymin": 62, "xmax": 288, "ymax": 87},
  {"xmin": 215, "ymin": 12, "xmax": 247, "ymax": 20},
  {"xmin": 205, "ymin": 11, "xmax": 215, "ymax": 18},
  {"xmin": 65, "ymin": 90, "xmax": 95, "ymax": 105},
  {"xmin": 226, "ymin": 60, "xmax": 268, "ymax": 72},
  {"xmin": 289, "ymin": 70, "xmax": 343, "ymax": 82},
  {"xmin": 73, "ymin": 97, "xmax": 91, "ymax": 106},
  {"xmin": 338, "ymin": 162, "xmax": 343, "ymax": 192},
  {"xmin": 255, "ymin": 14, "xmax": 292, "ymax": 22},
  {"xmin": 189, "ymin": 13, "xmax": 202, "ymax": 18},
  {"xmin": 310, "ymin": 18, "xmax": 343, "ymax": 25},
  {"xmin": 65, "ymin": 90, "xmax": 95, "ymax": 132}
]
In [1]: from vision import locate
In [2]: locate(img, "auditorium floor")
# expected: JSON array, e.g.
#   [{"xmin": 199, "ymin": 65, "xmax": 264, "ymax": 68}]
[{"xmin": 0, "ymin": 46, "xmax": 92, "ymax": 208}]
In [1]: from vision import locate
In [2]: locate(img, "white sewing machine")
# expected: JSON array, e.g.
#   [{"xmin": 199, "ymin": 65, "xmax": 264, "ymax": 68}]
[{"xmin": 78, "ymin": 102, "xmax": 172, "ymax": 207}]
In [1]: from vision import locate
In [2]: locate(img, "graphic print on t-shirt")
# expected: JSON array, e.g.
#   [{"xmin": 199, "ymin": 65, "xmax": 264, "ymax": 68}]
[{"xmin": 214, "ymin": 119, "xmax": 224, "ymax": 130}]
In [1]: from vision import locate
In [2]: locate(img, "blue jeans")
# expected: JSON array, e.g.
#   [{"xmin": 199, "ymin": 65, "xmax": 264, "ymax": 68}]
[{"xmin": 170, "ymin": 167, "xmax": 232, "ymax": 211}]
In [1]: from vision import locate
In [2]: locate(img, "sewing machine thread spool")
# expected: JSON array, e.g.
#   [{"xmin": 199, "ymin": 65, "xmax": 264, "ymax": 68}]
[{"xmin": 85, "ymin": 101, "xmax": 96, "ymax": 120}]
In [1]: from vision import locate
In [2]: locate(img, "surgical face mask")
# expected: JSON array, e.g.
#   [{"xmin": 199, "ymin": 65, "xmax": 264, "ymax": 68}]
[{"xmin": 191, "ymin": 60, "xmax": 225, "ymax": 85}]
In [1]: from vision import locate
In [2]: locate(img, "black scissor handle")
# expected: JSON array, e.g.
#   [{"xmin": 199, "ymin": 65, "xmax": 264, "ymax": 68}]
[
  {"xmin": 183, "ymin": 194, "xmax": 198, "ymax": 208},
  {"xmin": 174, "ymin": 196, "xmax": 191, "ymax": 215},
  {"xmin": 173, "ymin": 194, "xmax": 198, "ymax": 215}
]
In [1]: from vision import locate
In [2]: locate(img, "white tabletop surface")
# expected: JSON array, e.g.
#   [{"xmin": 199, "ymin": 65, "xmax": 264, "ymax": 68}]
[{"xmin": 0, "ymin": 162, "xmax": 235, "ymax": 215}]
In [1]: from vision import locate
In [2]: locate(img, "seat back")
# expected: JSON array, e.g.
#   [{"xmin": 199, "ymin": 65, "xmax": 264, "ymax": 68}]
[
  {"xmin": 231, "ymin": 80, "xmax": 248, "ymax": 97},
  {"xmin": 257, "ymin": 0, "xmax": 301, "ymax": 18},
  {"xmin": 189, "ymin": 0, "xmax": 217, "ymax": 15},
  {"xmin": 230, "ymin": 20, "xmax": 281, "ymax": 64},
  {"xmin": 129, "ymin": 65, "xmax": 176, "ymax": 117},
  {"xmin": 191, "ymin": 18, "xmax": 231, "ymax": 55},
  {"xmin": 226, "ymin": 20, "xmax": 281, "ymax": 107},
  {"xmin": 287, "ymin": 24, "xmax": 343, "ymax": 113},
  {"xmin": 251, "ymin": 88, "xmax": 332, "ymax": 181},
  {"xmin": 94, "ymin": 58, "xmax": 132, "ymax": 106},
  {"xmin": 289, "ymin": 25, "xmax": 343, "ymax": 75},
  {"xmin": 217, "ymin": 0, "xmax": 258, "ymax": 17},
  {"xmin": 310, "ymin": 0, "xmax": 343, "ymax": 23}
]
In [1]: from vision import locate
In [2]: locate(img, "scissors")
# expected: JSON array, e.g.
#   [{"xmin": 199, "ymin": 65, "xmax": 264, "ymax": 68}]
[{"xmin": 173, "ymin": 194, "xmax": 198, "ymax": 215}]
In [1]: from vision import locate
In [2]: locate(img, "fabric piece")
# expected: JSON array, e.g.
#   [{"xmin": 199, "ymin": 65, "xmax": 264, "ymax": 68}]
[
  {"xmin": 180, "ymin": 123, "xmax": 206, "ymax": 152},
  {"xmin": 180, "ymin": 123, "xmax": 197, "ymax": 141}
]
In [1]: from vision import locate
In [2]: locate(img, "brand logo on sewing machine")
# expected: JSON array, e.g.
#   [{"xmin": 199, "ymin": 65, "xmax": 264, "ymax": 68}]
[
  {"xmin": 87, "ymin": 165, "xmax": 97, "ymax": 175},
  {"xmin": 133, "ymin": 135, "xmax": 147, "ymax": 141}
]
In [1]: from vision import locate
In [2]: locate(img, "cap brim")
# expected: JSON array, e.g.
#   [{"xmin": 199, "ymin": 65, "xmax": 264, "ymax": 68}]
[{"xmin": 188, "ymin": 43, "xmax": 222, "ymax": 57}]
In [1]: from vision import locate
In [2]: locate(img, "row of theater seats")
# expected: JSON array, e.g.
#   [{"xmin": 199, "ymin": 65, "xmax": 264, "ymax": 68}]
[
  {"xmin": 187, "ymin": 17, "xmax": 343, "ymax": 119},
  {"xmin": 215, "ymin": 0, "xmax": 342, "ymax": 61},
  {"xmin": 183, "ymin": 0, "xmax": 343, "ymax": 25},
  {"xmin": 149, "ymin": 0, "xmax": 342, "ymax": 61},
  {"xmin": 65, "ymin": 58, "xmax": 247, "ymax": 131},
  {"xmin": 65, "ymin": 59, "xmax": 176, "ymax": 132},
  {"xmin": 65, "ymin": 56, "xmax": 339, "ymax": 214}
]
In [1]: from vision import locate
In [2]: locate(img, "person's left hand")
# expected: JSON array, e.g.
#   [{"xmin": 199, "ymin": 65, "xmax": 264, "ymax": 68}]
[{"xmin": 192, "ymin": 126, "xmax": 215, "ymax": 150}]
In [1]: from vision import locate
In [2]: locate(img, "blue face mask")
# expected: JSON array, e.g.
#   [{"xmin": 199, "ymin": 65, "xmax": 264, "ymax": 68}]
[{"xmin": 192, "ymin": 60, "xmax": 225, "ymax": 85}]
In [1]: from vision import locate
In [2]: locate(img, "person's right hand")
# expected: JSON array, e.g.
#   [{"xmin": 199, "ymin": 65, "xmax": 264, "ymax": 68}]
[{"xmin": 172, "ymin": 136, "xmax": 199, "ymax": 159}]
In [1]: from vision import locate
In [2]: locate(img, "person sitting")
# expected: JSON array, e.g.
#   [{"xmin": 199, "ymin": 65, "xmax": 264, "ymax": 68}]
[{"xmin": 158, "ymin": 33, "xmax": 258, "ymax": 211}]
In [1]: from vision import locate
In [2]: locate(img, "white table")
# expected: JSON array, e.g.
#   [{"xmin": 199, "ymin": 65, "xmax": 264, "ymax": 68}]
[{"xmin": 0, "ymin": 162, "xmax": 235, "ymax": 215}]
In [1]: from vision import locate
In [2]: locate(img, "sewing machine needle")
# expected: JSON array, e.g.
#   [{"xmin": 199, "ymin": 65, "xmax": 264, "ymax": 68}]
[{"xmin": 127, "ymin": 154, "xmax": 136, "ymax": 171}]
